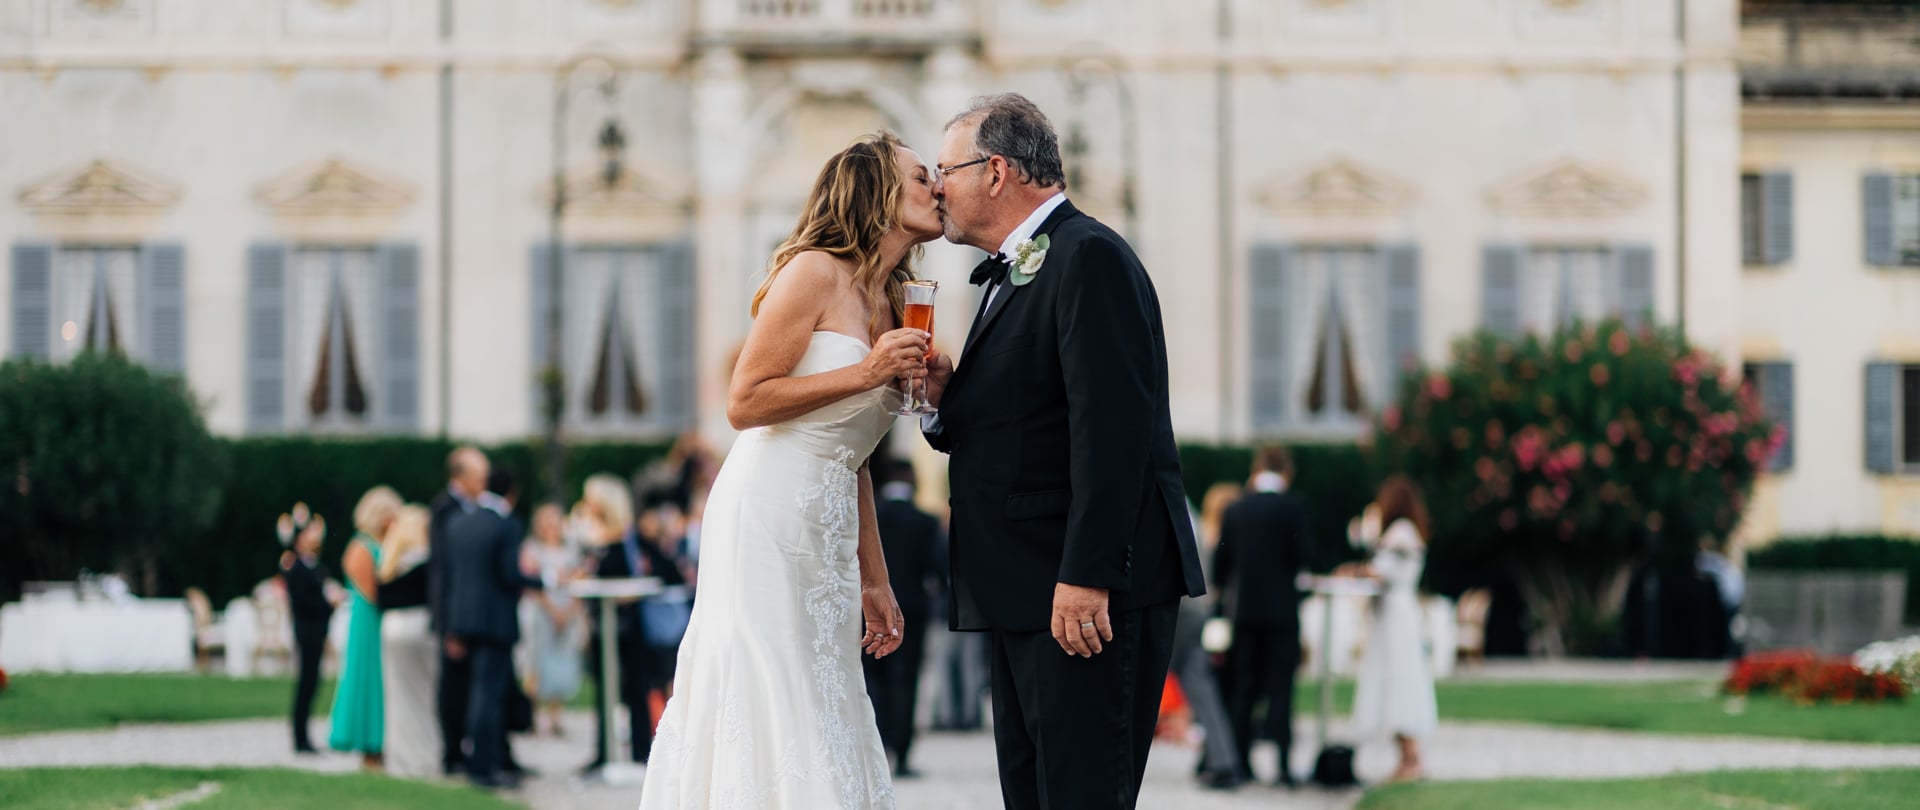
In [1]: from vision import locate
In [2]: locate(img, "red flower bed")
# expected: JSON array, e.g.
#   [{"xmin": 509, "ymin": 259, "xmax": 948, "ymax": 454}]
[
  {"xmin": 0, "ymin": 666, "xmax": 8, "ymax": 693},
  {"xmin": 1724, "ymin": 650, "xmax": 1907, "ymax": 704}
]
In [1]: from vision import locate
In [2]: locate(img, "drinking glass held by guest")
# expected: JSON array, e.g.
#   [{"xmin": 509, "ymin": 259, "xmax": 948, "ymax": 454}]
[
  {"xmin": 279, "ymin": 506, "xmax": 336, "ymax": 755},
  {"xmin": 1342, "ymin": 475, "xmax": 1439, "ymax": 783},
  {"xmin": 329, "ymin": 485, "xmax": 400, "ymax": 769},
  {"xmin": 377, "ymin": 504, "xmax": 439, "ymax": 778},
  {"xmin": 523, "ymin": 502, "xmax": 585, "ymax": 737}
]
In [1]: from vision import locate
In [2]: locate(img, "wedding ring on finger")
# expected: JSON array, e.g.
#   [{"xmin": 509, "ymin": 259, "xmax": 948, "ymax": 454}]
[{"xmin": 1079, "ymin": 621, "xmax": 1096, "ymax": 631}]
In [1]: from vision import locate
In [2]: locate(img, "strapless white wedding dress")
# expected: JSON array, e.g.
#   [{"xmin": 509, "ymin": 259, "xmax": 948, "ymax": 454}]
[{"xmin": 638, "ymin": 331, "xmax": 900, "ymax": 810}]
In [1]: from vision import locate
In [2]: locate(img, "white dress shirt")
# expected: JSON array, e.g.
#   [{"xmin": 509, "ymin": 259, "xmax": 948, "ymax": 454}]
[{"xmin": 983, "ymin": 191, "xmax": 1068, "ymax": 310}]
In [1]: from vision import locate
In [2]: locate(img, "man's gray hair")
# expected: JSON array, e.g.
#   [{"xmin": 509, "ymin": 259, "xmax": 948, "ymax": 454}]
[{"xmin": 946, "ymin": 93, "xmax": 1067, "ymax": 191}]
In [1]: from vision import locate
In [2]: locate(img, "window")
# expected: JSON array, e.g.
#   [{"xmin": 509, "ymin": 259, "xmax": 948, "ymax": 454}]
[
  {"xmin": 1741, "ymin": 172, "xmax": 1793, "ymax": 267},
  {"xmin": 1742, "ymin": 361, "xmax": 1793, "ymax": 472},
  {"xmin": 1905, "ymin": 365, "xmax": 1920, "ymax": 468},
  {"xmin": 531, "ymin": 243, "xmax": 695, "ymax": 437},
  {"xmin": 1863, "ymin": 173, "xmax": 1920, "ymax": 267},
  {"xmin": 245, "ymin": 242, "xmax": 417, "ymax": 434},
  {"xmin": 1249, "ymin": 243, "xmax": 1419, "ymax": 436},
  {"xmin": 1481, "ymin": 244, "xmax": 1653, "ymax": 336},
  {"xmin": 9, "ymin": 242, "xmax": 185, "ymax": 371}
]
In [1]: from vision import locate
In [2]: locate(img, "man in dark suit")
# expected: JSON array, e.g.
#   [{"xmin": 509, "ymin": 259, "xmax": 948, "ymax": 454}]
[
  {"xmin": 430, "ymin": 446, "xmax": 486, "ymax": 776},
  {"xmin": 861, "ymin": 457, "xmax": 947, "ymax": 778},
  {"xmin": 923, "ymin": 93, "xmax": 1206, "ymax": 810},
  {"xmin": 280, "ymin": 510, "xmax": 335, "ymax": 754},
  {"xmin": 1214, "ymin": 445, "xmax": 1315, "ymax": 787},
  {"xmin": 444, "ymin": 470, "xmax": 544, "ymax": 789}
]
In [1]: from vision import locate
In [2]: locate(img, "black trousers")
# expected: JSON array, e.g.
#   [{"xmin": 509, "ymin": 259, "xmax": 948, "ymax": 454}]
[
  {"xmin": 1226, "ymin": 622, "xmax": 1300, "ymax": 781},
  {"xmin": 862, "ymin": 614, "xmax": 929, "ymax": 769},
  {"xmin": 990, "ymin": 602, "xmax": 1178, "ymax": 810},
  {"xmin": 465, "ymin": 641, "xmax": 514, "ymax": 780},
  {"xmin": 438, "ymin": 643, "xmax": 470, "ymax": 769},
  {"xmin": 589, "ymin": 631, "xmax": 652, "ymax": 764},
  {"xmin": 290, "ymin": 620, "xmax": 328, "ymax": 750}
]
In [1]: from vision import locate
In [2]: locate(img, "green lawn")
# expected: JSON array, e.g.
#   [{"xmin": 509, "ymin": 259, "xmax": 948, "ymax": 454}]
[
  {"xmin": 1358, "ymin": 768, "xmax": 1920, "ymax": 810},
  {"xmin": 0, "ymin": 674, "xmax": 335, "ymax": 737},
  {"xmin": 1298, "ymin": 679, "xmax": 1920, "ymax": 745},
  {"xmin": 0, "ymin": 767, "xmax": 518, "ymax": 810}
]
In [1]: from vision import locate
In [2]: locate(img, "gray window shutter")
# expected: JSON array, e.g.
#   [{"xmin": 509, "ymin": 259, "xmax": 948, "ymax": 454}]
[
  {"xmin": 1866, "ymin": 361, "xmax": 1897, "ymax": 474},
  {"xmin": 658, "ymin": 240, "xmax": 697, "ymax": 431},
  {"xmin": 1383, "ymin": 244, "xmax": 1420, "ymax": 404},
  {"xmin": 10, "ymin": 242, "xmax": 53, "ymax": 360},
  {"xmin": 377, "ymin": 243, "xmax": 419, "ymax": 432},
  {"xmin": 1864, "ymin": 173, "xmax": 1897, "ymax": 267},
  {"xmin": 139, "ymin": 242, "xmax": 186, "ymax": 374},
  {"xmin": 1763, "ymin": 173, "xmax": 1794, "ymax": 266},
  {"xmin": 1481, "ymin": 244, "xmax": 1522, "ymax": 337},
  {"xmin": 1249, "ymin": 244, "xmax": 1292, "ymax": 433},
  {"xmin": 530, "ymin": 242, "xmax": 560, "ymax": 430},
  {"xmin": 1617, "ymin": 245, "xmax": 1655, "ymax": 330},
  {"xmin": 1759, "ymin": 362, "xmax": 1793, "ymax": 472},
  {"xmin": 247, "ymin": 242, "xmax": 288, "ymax": 433}
]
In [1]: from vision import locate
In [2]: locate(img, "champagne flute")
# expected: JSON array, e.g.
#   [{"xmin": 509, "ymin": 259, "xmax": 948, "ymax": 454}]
[{"xmin": 895, "ymin": 280, "xmax": 939, "ymax": 415}]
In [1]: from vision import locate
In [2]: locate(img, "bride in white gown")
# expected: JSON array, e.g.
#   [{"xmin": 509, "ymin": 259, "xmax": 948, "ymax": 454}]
[{"xmin": 637, "ymin": 132, "xmax": 944, "ymax": 810}]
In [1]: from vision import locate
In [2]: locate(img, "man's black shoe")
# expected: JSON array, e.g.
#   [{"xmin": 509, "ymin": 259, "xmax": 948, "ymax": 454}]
[{"xmin": 1197, "ymin": 771, "xmax": 1243, "ymax": 791}]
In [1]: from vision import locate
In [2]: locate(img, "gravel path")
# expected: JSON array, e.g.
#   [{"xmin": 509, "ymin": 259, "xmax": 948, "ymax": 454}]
[{"xmin": 6, "ymin": 711, "xmax": 1919, "ymax": 810}]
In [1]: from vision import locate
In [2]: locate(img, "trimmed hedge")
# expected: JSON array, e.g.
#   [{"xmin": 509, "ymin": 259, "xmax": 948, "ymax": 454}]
[
  {"xmin": 1748, "ymin": 535, "xmax": 1920, "ymax": 625},
  {"xmin": 1178, "ymin": 442, "xmax": 1379, "ymax": 575},
  {"xmin": 187, "ymin": 437, "xmax": 672, "ymax": 605}
]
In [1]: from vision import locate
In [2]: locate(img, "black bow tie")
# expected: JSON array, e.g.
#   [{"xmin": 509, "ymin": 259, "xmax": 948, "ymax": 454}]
[{"xmin": 970, "ymin": 253, "xmax": 1009, "ymax": 287}]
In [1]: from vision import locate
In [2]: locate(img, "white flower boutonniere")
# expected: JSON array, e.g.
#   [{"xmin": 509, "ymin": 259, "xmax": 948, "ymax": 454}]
[{"xmin": 1009, "ymin": 234, "xmax": 1049, "ymax": 287}]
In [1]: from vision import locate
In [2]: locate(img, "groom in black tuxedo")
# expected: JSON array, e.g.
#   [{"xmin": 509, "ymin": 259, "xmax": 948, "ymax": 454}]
[{"xmin": 923, "ymin": 93, "xmax": 1206, "ymax": 810}]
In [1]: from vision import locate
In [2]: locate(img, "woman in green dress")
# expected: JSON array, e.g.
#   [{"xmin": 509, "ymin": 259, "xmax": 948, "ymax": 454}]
[{"xmin": 329, "ymin": 485, "xmax": 400, "ymax": 769}]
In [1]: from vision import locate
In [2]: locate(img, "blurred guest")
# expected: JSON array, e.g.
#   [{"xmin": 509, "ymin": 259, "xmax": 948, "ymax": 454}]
[
  {"xmin": 635, "ymin": 489, "xmax": 693, "ymax": 696},
  {"xmin": 1696, "ymin": 540, "xmax": 1744, "ymax": 659},
  {"xmin": 431, "ymin": 446, "xmax": 488, "ymax": 775},
  {"xmin": 1172, "ymin": 492, "xmax": 1244, "ymax": 790},
  {"xmin": 861, "ymin": 458, "xmax": 946, "ymax": 778},
  {"xmin": 445, "ymin": 463, "xmax": 544, "ymax": 789},
  {"xmin": 329, "ymin": 485, "xmax": 400, "ymax": 769},
  {"xmin": 279, "ymin": 505, "xmax": 334, "ymax": 755},
  {"xmin": 1342, "ymin": 476, "xmax": 1438, "ymax": 783},
  {"xmin": 578, "ymin": 474, "xmax": 653, "ymax": 772},
  {"xmin": 1215, "ymin": 445, "xmax": 1314, "ymax": 786},
  {"xmin": 523, "ymin": 502, "xmax": 585, "ymax": 737},
  {"xmin": 377, "ymin": 504, "xmax": 438, "ymax": 778},
  {"xmin": 481, "ymin": 469, "xmax": 536, "ymax": 776}
]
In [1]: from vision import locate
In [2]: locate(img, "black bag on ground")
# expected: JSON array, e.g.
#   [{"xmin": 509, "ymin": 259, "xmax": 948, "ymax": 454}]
[{"xmin": 1312, "ymin": 744, "xmax": 1358, "ymax": 787}]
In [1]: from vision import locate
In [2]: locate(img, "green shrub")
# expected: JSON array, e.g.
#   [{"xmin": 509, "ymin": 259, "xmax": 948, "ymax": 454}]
[
  {"xmin": 1373, "ymin": 320, "xmax": 1779, "ymax": 655},
  {"xmin": 0, "ymin": 353, "xmax": 226, "ymax": 599}
]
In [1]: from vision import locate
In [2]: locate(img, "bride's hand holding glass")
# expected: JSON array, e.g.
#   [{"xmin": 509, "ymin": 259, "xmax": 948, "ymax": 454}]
[{"xmin": 859, "ymin": 328, "xmax": 930, "ymax": 390}]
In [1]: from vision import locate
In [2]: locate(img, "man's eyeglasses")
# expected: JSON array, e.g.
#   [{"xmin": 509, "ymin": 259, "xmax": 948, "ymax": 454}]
[{"xmin": 936, "ymin": 156, "xmax": 992, "ymax": 177}]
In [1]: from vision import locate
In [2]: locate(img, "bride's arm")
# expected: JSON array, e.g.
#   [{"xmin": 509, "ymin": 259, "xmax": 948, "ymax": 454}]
[
  {"xmin": 727, "ymin": 253, "xmax": 928, "ymax": 430},
  {"xmin": 856, "ymin": 461, "xmax": 905, "ymax": 657}
]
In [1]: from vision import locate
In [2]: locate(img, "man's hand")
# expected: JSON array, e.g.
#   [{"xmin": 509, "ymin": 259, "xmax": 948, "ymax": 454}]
[
  {"xmin": 924, "ymin": 353, "xmax": 954, "ymax": 407},
  {"xmin": 1051, "ymin": 583, "xmax": 1113, "ymax": 658}
]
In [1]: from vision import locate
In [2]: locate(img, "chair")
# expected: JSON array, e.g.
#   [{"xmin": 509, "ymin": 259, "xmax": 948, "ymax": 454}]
[
  {"xmin": 251, "ymin": 580, "xmax": 293, "ymax": 675},
  {"xmin": 184, "ymin": 587, "xmax": 227, "ymax": 673},
  {"xmin": 1454, "ymin": 587, "xmax": 1492, "ymax": 667}
]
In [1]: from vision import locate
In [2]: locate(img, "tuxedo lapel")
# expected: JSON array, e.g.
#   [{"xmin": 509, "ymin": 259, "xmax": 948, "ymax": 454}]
[{"xmin": 957, "ymin": 200, "xmax": 1081, "ymax": 364}]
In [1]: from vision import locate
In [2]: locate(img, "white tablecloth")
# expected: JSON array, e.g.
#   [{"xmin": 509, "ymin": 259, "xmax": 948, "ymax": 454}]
[{"xmin": 0, "ymin": 598, "xmax": 195, "ymax": 673}]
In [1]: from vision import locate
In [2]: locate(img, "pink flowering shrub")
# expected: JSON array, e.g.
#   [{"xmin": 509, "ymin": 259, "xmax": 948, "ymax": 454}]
[{"xmin": 1375, "ymin": 319, "xmax": 1779, "ymax": 655}]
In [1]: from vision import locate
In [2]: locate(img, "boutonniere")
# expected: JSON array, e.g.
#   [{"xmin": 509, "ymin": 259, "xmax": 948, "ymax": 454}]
[{"xmin": 1009, "ymin": 234, "xmax": 1049, "ymax": 286}]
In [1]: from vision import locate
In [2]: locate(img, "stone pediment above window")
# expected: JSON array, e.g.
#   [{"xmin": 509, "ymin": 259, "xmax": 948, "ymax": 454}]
[
  {"xmin": 1487, "ymin": 159, "xmax": 1646, "ymax": 216},
  {"xmin": 18, "ymin": 159, "xmax": 182, "ymax": 214},
  {"xmin": 544, "ymin": 165, "xmax": 690, "ymax": 216},
  {"xmin": 255, "ymin": 157, "xmax": 415, "ymax": 216},
  {"xmin": 1255, "ymin": 158, "xmax": 1414, "ymax": 217}
]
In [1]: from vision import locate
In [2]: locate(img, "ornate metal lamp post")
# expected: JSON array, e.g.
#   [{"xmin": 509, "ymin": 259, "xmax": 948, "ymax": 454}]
[
  {"xmin": 544, "ymin": 56, "xmax": 625, "ymax": 502},
  {"xmin": 1065, "ymin": 57, "xmax": 1138, "ymax": 234}
]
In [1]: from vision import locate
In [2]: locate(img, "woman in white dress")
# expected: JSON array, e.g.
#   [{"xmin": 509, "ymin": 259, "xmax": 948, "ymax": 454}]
[
  {"xmin": 637, "ymin": 131, "xmax": 944, "ymax": 810},
  {"xmin": 1345, "ymin": 476, "xmax": 1438, "ymax": 782},
  {"xmin": 374, "ymin": 505, "xmax": 439, "ymax": 779}
]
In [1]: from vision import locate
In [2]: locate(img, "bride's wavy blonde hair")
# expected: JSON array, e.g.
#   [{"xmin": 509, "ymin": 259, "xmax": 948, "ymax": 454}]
[{"xmin": 752, "ymin": 131, "xmax": 919, "ymax": 337}]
